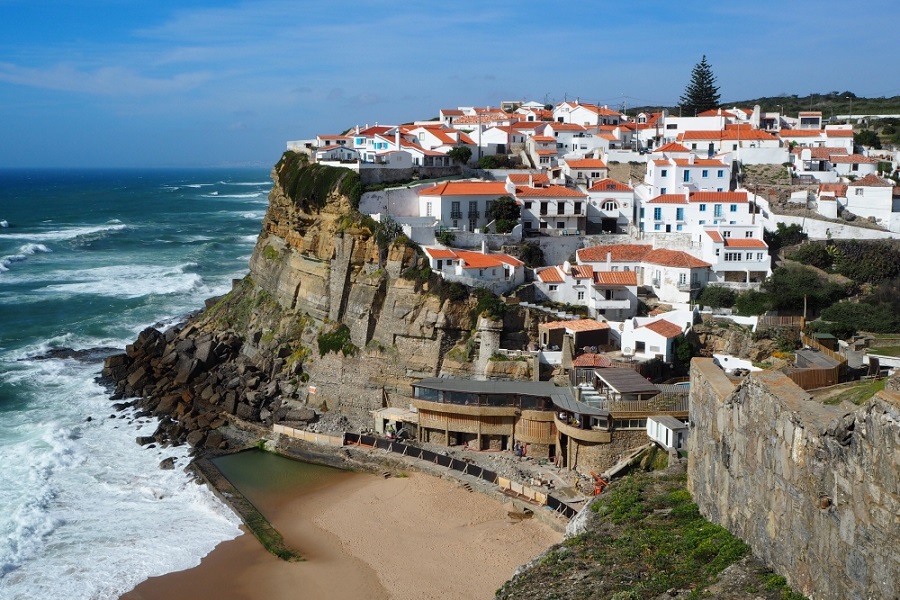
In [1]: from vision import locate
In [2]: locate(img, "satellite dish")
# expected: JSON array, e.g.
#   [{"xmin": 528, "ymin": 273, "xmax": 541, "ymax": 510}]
[{"xmin": 623, "ymin": 346, "xmax": 633, "ymax": 356}]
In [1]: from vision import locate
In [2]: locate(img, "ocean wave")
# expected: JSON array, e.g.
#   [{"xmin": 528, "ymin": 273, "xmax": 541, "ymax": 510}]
[
  {"xmin": 240, "ymin": 212, "xmax": 261, "ymax": 219},
  {"xmin": 205, "ymin": 192, "xmax": 262, "ymax": 199},
  {"xmin": 221, "ymin": 181, "xmax": 271, "ymax": 186},
  {"xmin": 0, "ymin": 223, "xmax": 127, "ymax": 243},
  {"xmin": 0, "ymin": 244, "xmax": 52, "ymax": 274},
  {"xmin": 37, "ymin": 263, "xmax": 208, "ymax": 300}
]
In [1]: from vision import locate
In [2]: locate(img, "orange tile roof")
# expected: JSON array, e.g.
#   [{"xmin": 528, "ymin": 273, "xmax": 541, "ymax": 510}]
[
  {"xmin": 532, "ymin": 135, "xmax": 556, "ymax": 142},
  {"xmin": 671, "ymin": 158, "xmax": 728, "ymax": 167},
  {"xmin": 572, "ymin": 353, "xmax": 612, "ymax": 368},
  {"xmin": 689, "ymin": 191, "xmax": 748, "ymax": 203},
  {"xmin": 705, "ymin": 231, "xmax": 724, "ymax": 242},
  {"xmin": 565, "ymin": 159, "xmax": 608, "ymax": 169},
  {"xmin": 642, "ymin": 319, "xmax": 684, "ymax": 339},
  {"xmin": 848, "ymin": 174, "xmax": 893, "ymax": 187},
  {"xmin": 593, "ymin": 271, "xmax": 638, "ymax": 286},
  {"xmin": 417, "ymin": 181, "xmax": 509, "ymax": 196},
  {"xmin": 536, "ymin": 150, "xmax": 558, "ymax": 156},
  {"xmin": 825, "ymin": 129, "xmax": 854, "ymax": 137},
  {"xmin": 779, "ymin": 129, "xmax": 823, "ymax": 137},
  {"xmin": 588, "ymin": 178, "xmax": 632, "ymax": 192},
  {"xmin": 536, "ymin": 266, "xmax": 564, "ymax": 283},
  {"xmin": 507, "ymin": 173, "xmax": 550, "ymax": 185},
  {"xmin": 654, "ymin": 142, "xmax": 691, "ymax": 153},
  {"xmin": 425, "ymin": 248, "xmax": 457, "ymax": 259},
  {"xmin": 697, "ymin": 109, "xmax": 735, "ymax": 117},
  {"xmin": 792, "ymin": 146, "xmax": 848, "ymax": 159},
  {"xmin": 723, "ymin": 238, "xmax": 767, "ymax": 248},
  {"xmin": 570, "ymin": 265, "xmax": 594, "ymax": 279},
  {"xmin": 818, "ymin": 183, "xmax": 848, "ymax": 196},
  {"xmin": 830, "ymin": 154, "xmax": 879, "ymax": 164},
  {"xmin": 515, "ymin": 185, "xmax": 587, "ymax": 198},
  {"xmin": 455, "ymin": 250, "xmax": 523, "ymax": 269},
  {"xmin": 648, "ymin": 194, "xmax": 689, "ymax": 204},
  {"xmin": 577, "ymin": 244, "xmax": 653, "ymax": 263},
  {"xmin": 540, "ymin": 319, "xmax": 610, "ymax": 332},
  {"xmin": 550, "ymin": 123, "xmax": 588, "ymax": 131},
  {"xmin": 643, "ymin": 248, "xmax": 711, "ymax": 269}
]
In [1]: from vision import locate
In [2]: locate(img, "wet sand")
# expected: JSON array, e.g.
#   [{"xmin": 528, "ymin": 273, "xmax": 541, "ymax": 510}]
[{"xmin": 122, "ymin": 469, "xmax": 562, "ymax": 600}]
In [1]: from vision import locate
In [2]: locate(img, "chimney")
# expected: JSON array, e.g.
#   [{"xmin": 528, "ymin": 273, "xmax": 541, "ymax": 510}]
[
  {"xmin": 395, "ymin": 129, "xmax": 400, "ymax": 149},
  {"xmin": 606, "ymin": 251, "xmax": 611, "ymax": 271},
  {"xmin": 355, "ymin": 125, "xmax": 360, "ymax": 135},
  {"xmin": 481, "ymin": 240, "xmax": 488, "ymax": 254}
]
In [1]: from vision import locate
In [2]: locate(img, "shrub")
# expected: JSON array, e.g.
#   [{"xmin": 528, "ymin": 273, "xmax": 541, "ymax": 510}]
[
  {"xmin": 735, "ymin": 289, "xmax": 772, "ymax": 316},
  {"xmin": 696, "ymin": 285, "xmax": 736, "ymax": 309},
  {"xmin": 316, "ymin": 324, "xmax": 358, "ymax": 356},
  {"xmin": 788, "ymin": 243, "xmax": 833, "ymax": 270},
  {"xmin": 436, "ymin": 230, "xmax": 455, "ymax": 246},
  {"xmin": 518, "ymin": 242, "xmax": 544, "ymax": 268},
  {"xmin": 472, "ymin": 287, "xmax": 506, "ymax": 320}
]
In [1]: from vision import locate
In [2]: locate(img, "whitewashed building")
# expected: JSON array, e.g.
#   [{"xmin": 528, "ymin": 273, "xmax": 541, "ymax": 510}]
[
  {"xmin": 586, "ymin": 178, "xmax": 635, "ymax": 234},
  {"xmin": 422, "ymin": 245, "xmax": 525, "ymax": 294}
]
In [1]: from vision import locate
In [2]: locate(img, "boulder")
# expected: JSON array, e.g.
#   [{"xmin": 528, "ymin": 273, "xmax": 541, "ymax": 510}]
[
  {"xmin": 186, "ymin": 430, "xmax": 207, "ymax": 448},
  {"xmin": 159, "ymin": 457, "xmax": 177, "ymax": 470}
]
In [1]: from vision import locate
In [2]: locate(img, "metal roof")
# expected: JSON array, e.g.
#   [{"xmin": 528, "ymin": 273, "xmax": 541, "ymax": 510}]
[
  {"xmin": 412, "ymin": 378, "xmax": 564, "ymax": 396},
  {"xmin": 649, "ymin": 415, "xmax": 688, "ymax": 430},
  {"xmin": 594, "ymin": 368, "xmax": 660, "ymax": 395},
  {"xmin": 551, "ymin": 392, "xmax": 609, "ymax": 417}
]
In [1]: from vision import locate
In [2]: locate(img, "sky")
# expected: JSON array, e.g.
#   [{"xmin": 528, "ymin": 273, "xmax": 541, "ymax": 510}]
[{"xmin": 1, "ymin": 0, "xmax": 898, "ymax": 169}]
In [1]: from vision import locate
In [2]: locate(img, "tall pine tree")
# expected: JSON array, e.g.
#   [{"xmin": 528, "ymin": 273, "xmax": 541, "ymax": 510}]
[{"xmin": 679, "ymin": 55, "xmax": 721, "ymax": 116}]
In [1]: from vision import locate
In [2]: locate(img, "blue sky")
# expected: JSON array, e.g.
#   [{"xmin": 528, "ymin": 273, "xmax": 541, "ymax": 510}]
[{"xmin": 1, "ymin": 0, "xmax": 897, "ymax": 168}]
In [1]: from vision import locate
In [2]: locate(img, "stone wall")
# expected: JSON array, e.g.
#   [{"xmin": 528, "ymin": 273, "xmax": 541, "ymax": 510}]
[
  {"xmin": 689, "ymin": 358, "xmax": 900, "ymax": 600},
  {"xmin": 569, "ymin": 429, "xmax": 649, "ymax": 475}
]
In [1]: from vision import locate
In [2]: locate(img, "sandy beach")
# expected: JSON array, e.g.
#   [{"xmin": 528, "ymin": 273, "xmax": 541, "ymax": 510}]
[{"xmin": 122, "ymin": 468, "xmax": 562, "ymax": 600}]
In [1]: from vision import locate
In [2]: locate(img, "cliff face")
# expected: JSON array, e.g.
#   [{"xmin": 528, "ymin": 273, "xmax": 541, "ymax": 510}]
[{"xmin": 102, "ymin": 158, "xmax": 500, "ymax": 449}]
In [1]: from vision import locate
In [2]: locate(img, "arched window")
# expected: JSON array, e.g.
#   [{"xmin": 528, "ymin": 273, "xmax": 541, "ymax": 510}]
[{"xmin": 602, "ymin": 200, "xmax": 618, "ymax": 211}]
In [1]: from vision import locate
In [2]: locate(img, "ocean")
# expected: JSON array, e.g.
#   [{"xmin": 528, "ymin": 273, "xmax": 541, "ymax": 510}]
[{"xmin": 0, "ymin": 168, "xmax": 271, "ymax": 599}]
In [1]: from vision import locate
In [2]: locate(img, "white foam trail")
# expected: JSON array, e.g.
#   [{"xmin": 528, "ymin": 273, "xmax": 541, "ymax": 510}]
[
  {"xmin": 206, "ymin": 193, "xmax": 262, "ymax": 199},
  {"xmin": 0, "ymin": 223, "xmax": 126, "ymax": 243},
  {"xmin": 221, "ymin": 181, "xmax": 270, "ymax": 186},
  {"xmin": 36, "ymin": 263, "xmax": 207, "ymax": 299}
]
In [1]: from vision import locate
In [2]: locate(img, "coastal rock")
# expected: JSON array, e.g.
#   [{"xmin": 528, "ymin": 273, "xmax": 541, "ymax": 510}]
[{"xmin": 159, "ymin": 457, "xmax": 176, "ymax": 470}]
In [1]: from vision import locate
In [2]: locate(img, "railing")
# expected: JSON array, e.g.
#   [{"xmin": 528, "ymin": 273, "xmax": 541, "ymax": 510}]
[
  {"xmin": 450, "ymin": 211, "xmax": 463, "ymax": 219},
  {"xmin": 581, "ymin": 393, "xmax": 690, "ymax": 414},
  {"xmin": 677, "ymin": 283, "xmax": 701, "ymax": 292},
  {"xmin": 758, "ymin": 315, "xmax": 805, "ymax": 328},
  {"xmin": 343, "ymin": 433, "xmax": 578, "ymax": 519},
  {"xmin": 468, "ymin": 211, "xmax": 480, "ymax": 218}
]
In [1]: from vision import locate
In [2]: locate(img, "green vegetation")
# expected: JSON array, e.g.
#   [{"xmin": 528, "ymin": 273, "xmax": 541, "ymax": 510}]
[
  {"xmin": 869, "ymin": 345, "xmax": 900, "ymax": 357},
  {"xmin": 204, "ymin": 278, "xmax": 277, "ymax": 332},
  {"xmin": 275, "ymin": 151, "xmax": 362, "ymax": 212},
  {"xmin": 487, "ymin": 195, "xmax": 521, "ymax": 234},
  {"xmin": 696, "ymin": 285, "xmax": 736, "ymax": 309},
  {"xmin": 518, "ymin": 242, "xmax": 544, "ymax": 268},
  {"xmin": 447, "ymin": 146, "xmax": 472, "ymax": 165},
  {"xmin": 679, "ymin": 55, "xmax": 721, "ymax": 116},
  {"xmin": 497, "ymin": 473, "xmax": 752, "ymax": 599},
  {"xmin": 822, "ymin": 378, "xmax": 885, "ymax": 406},
  {"xmin": 436, "ymin": 229, "xmax": 455, "ymax": 246},
  {"xmin": 472, "ymin": 287, "xmax": 506, "ymax": 320},
  {"xmin": 316, "ymin": 323, "xmax": 358, "ymax": 356},
  {"xmin": 262, "ymin": 245, "xmax": 280, "ymax": 261},
  {"xmin": 764, "ymin": 223, "xmax": 807, "ymax": 256},
  {"xmin": 477, "ymin": 154, "xmax": 519, "ymax": 169}
]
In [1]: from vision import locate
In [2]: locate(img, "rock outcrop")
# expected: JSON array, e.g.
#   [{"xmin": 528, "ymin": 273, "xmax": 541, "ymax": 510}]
[{"xmin": 101, "ymin": 156, "xmax": 520, "ymax": 447}]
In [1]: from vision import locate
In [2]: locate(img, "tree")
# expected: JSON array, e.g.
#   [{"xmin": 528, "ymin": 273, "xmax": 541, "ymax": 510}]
[
  {"xmin": 447, "ymin": 146, "xmax": 472, "ymax": 165},
  {"xmin": 696, "ymin": 285, "xmax": 736, "ymax": 309},
  {"xmin": 679, "ymin": 55, "xmax": 721, "ymax": 116},
  {"xmin": 853, "ymin": 129, "xmax": 881, "ymax": 150},
  {"xmin": 487, "ymin": 195, "xmax": 521, "ymax": 234}
]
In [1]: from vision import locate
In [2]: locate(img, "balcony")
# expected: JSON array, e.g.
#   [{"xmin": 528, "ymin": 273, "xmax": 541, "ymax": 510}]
[
  {"xmin": 467, "ymin": 210, "xmax": 480, "ymax": 218},
  {"xmin": 450, "ymin": 211, "xmax": 463, "ymax": 219},
  {"xmin": 677, "ymin": 282, "xmax": 701, "ymax": 292},
  {"xmin": 593, "ymin": 298, "xmax": 631, "ymax": 310}
]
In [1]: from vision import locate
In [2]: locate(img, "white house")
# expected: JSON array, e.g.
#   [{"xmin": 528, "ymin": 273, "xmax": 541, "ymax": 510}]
[
  {"xmin": 534, "ymin": 262, "xmax": 638, "ymax": 320},
  {"xmin": 830, "ymin": 154, "xmax": 880, "ymax": 178},
  {"xmin": 845, "ymin": 174, "xmax": 900, "ymax": 232},
  {"xmin": 586, "ymin": 178, "xmax": 635, "ymax": 234},
  {"xmin": 698, "ymin": 228, "xmax": 771, "ymax": 287},
  {"xmin": 647, "ymin": 415, "xmax": 688, "ymax": 451},
  {"xmin": 478, "ymin": 126, "xmax": 527, "ymax": 156},
  {"xmin": 576, "ymin": 244, "xmax": 654, "ymax": 281},
  {"xmin": 553, "ymin": 101, "xmax": 622, "ymax": 126},
  {"xmin": 644, "ymin": 156, "xmax": 731, "ymax": 197},
  {"xmin": 641, "ymin": 248, "xmax": 711, "ymax": 303},
  {"xmin": 422, "ymin": 245, "xmax": 525, "ymax": 295},
  {"xmin": 527, "ymin": 135, "xmax": 559, "ymax": 168},
  {"xmin": 516, "ymin": 184, "xmax": 587, "ymax": 235},
  {"xmin": 315, "ymin": 145, "xmax": 359, "ymax": 163},
  {"xmin": 640, "ymin": 191, "xmax": 753, "ymax": 234},
  {"xmin": 561, "ymin": 158, "xmax": 608, "ymax": 187},
  {"xmin": 417, "ymin": 181, "xmax": 510, "ymax": 232},
  {"xmin": 620, "ymin": 316, "xmax": 686, "ymax": 363}
]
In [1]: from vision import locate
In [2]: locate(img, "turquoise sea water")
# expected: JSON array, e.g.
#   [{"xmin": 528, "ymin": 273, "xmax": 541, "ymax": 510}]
[{"xmin": 0, "ymin": 169, "xmax": 271, "ymax": 599}]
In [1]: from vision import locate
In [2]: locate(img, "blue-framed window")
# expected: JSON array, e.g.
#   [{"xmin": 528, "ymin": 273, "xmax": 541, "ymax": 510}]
[
  {"xmin": 730, "ymin": 204, "xmax": 737, "ymax": 212},
  {"xmin": 653, "ymin": 207, "xmax": 662, "ymax": 220},
  {"xmin": 676, "ymin": 208, "xmax": 684, "ymax": 221}
]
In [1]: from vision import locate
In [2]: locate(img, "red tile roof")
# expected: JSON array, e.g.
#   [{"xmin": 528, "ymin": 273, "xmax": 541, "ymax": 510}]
[
  {"xmin": 689, "ymin": 191, "xmax": 748, "ymax": 203},
  {"xmin": 643, "ymin": 248, "xmax": 711, "ymax": 269},
  {"xmin": 536, "ymin": 266, "xmax": 564, "ymax": 283},
  {"xmin": 825, "ymin": 129, "xmax": 854, "ymax": 138},
  {"xmin": 723, "ymin": 238, "xmax": 767, "ymax": 248},
  {"xmin": 830, "ymin": 154, "xmax": 879, "ymax": 164},
  {"xmin": 532, "ymin": 135, "xmax": 556, "ymax": 142},
  {"xmin": 641, "ymin": 319, "xmax": 684, "ymax": 339},
  {"xmin": 648, "ymin": 194, "xmax": 689, "ymax": 204},
  {"xmin": 515, "ymin": 185, "xmax": 587, "ymax": 198},
  {"xmin": 588, "ymin": 178, "xmax": 632, "ymax": 192},
  {"xmin": 425, "ymin": 248, "xmax": 457, "ymax": 259},
  {"xmin": 671, "ymin": 158, "xmax": 728, "ymax": 167},
  {"xmin": 565, "ymin": 158, "xmax": 608, "ymax": 169},
  {"xmin": 705, "ymin": 231, "xmax": 724, "ymax": 242},
  {"xmin": 577, "ymin": 244, "xmax": 653, "ymax": 263},
  {"xmin": 507, "ymin": 173, "xmax": 550, "ymax": 185},
  {"xmin": 848, "ymin": 174, "xmax": 893, "ymax": 187},
  {"xmin": 654, "ymin": 142, "xmax": 691, "ymax": 153},
  {"xmin": 593, "ymin": 271, "xmax": 638, "ymax": 286},
  {"xmin": 792, "ymin": 146, "xmax": 848, "ymax": 159},
  {"xmin": 572, "ymin": 353, "xmax": 612, "ymax": 368},
  {"xmin": 818, "ymin": 183, "xmax": 848, "ymax": 196},
  {"xmin": 540, "ymin": 319, "xmax": 610, "ymax": 332},
  {"xmin": 424, "ymin": 246, "xmax": 523, "ymax": 269},
  {"xmin": 417, "ymin": 181, "xmax": 509, "ymax": 196},
  {"xmin": 779, "ymin": 129, "xmax": 824, "ymax": 137},
  {"xmin": 570, "ymin": 265, "xmax": 594, "ymax": 279}
]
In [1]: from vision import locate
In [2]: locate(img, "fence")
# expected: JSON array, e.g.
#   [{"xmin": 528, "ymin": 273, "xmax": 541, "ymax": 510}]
[
  {"xmin": 273, "ymin": 424, "xmax": 344, "ymax": 447},
  {"xmin": 784, "ymin": 332, "xmax": 848, "ymax": 390},
  {"xmin": 343, "ymin": 432, "xmax": 579, "ymax": 519},
  {"xmin": 758, "ymin": 315, "xmax": 805, "ymax": 328}
]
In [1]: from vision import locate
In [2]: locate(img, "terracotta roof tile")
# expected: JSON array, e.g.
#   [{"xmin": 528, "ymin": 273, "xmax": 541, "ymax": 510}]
[
  {"xmin": 779, "ymin": 129, "xmax": 823, "ymax": 137},
  {"xmin": 577, "ymin": 244, "xmax": 653, "ymax": 263},
  {"xmin": 825, "ymin": 129, "xmax": 854, "ymax": 137},
  {"xmin": 641, "ymin": 319, "xmax": 684, "ymax": 339},
  {"xmin": 689, "ymin": 191, "xmax": 748, "ymax": 203},
  {"xmin": 572, "ymin": 353, "xmax": 612, "ymax": 368},
  {"xmin": 571, "ymin": 265, "xmax": 594, "ymax": 279},
  {"xmin": 540, "ymin": 319, "xmax": 610, "ymax": 332},
  {"xmin": 818, "ymin": 183, "xmax": 848, "ymax": 196},
  {"xmin": 848, "ymin": 174, "xmax": 893, "ymax": 187},
  {"xmin": 536, "ymin": 266, "xmax": 564, "ymax": 283},
  {"xmin": 588, "ymin": 178, "xmax": 632, "ymax": 192},
  {"xmin": 593, "ymin": 271, "xmax": 638, "ymax": 286},
  {"xmin": 455, "ymin": 250, "xmax": 522, "ymax": 269},
  {"xmin": 648, "ymin": 194, "xmax": 689, "ymax": 204},
  {"xmin": 507, "ymin": 173, "xmax": 550, "ymax": 185},
  {"xmin": 643, "ymin": 248, "xmax": 711, "ymax": 269},
  {"xmin": 417, "ymin": 181, "xmax": 509, "ymax": 196},
  {"xmin": 654, "ymin": 142, "xmax": 691, "ymax": 153},
  {"xmin": 723, "ymin": 238, "xmax": 767, "ymax": 248},
  {"xmin": 565, "ymin": 159, "xmax": 608, "ymax": 169},
  {"xmin": 705, "ymin": 231, "xmax": 724, "ymax": 242},
  {"xmin": 830, "ymin": 154, "xmax": 879, "ymax": 164}
]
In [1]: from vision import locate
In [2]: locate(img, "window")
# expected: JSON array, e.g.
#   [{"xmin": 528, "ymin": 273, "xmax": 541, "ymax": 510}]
[
  {"xmin": 683, "ymin": 171, "xmax": 690, "ymax": 182},
  {"xmin": 745, "ymin": 231, "xmax": 754, "ymax": 237},
  {"xmin": 556, "ymin": 221, "xmax": 565, "ymax": 229},
  {"xmin": 524, "ymin": 201, "xmax": 533, "ymax": 209},
  {"xmin": 714, "ymin": 204, "xmax": 723, "ymax": 217},
  {"xmin": 699, "ymin": 203, "xmax": 706, "ymax": 212},
  {"xmin": 699, "ymin": 219, "xmax": 706, "ymax": 225},
  {"xmin": 757, "ymin": 252, "xmax": 764, "ymax": 261},
  {"xmin": 676, "ymin": 224, "xmax": 683, "ymax": 231},
  {"xmin": 666, "ymin": 124, "xmax": 677, "ymax": 129},
  {"xmin": 653, "ymin": 207, "xmax": 662, "ymax": 220},
  {"xmin": 730, "ymin": 204, "xmax": 737, "ymax": 212},
  {"xmin": 732, "ymin": 144, "xmax": 738, "ymax": 150},
  {"xmin": 660, "ymin": 169, "xmax": 668, "ymax": 177},
  {"xmin": 676, "ymin": 208, "xmax": 684, "ymax": 221},
  {"xmin": 557, "ymin": 202, "xmax": 565, "ymax": 215},
  {"xmin": 654, "ymin": 224, "xmax": 661, "ymax": 231},
  {"xmin": 548, "ymin": 284, "xmax": 558, "ymax": 292},
  {"xmin": 723, "ymin": 231, "xmax": 731, "ymax": 238},
  {"xmin": 702, "ymin": 169, "xmax": 709, "ymax": 178},
  {"xmin": 591, "ymin": 171, "xmax": 600, "ymax": 178},
  {"xmin": 426, "ymin": 202, "xmax": 432, "ymax": 216},
  {"xmin": 577, "ymin": 291, "xmax": 585, "ymax": 300},
  {"xmin": 724, "ymin": 252, "xmax": 741, "ymax": 261},
  {"xmin": 611, "ymin": 266, "xmax": 619, "ymax": 271},
  {"xmin": 679, "ymin": 273, "xmax": 687, "ymax": 285},
  {"xmin": 691, "ymin": 143, "xmax": 697, "ymax": 150},
  {"xmin": 746, "ymin": 253, "xmax": 753, "ymax": 261},
  {"xmin": 660, "ymin": 187, "xmax": 667, "ymax": 194},
  {"xmin": 485, "ymin": 200, "xmax": 494, "ymax": 215},
  {"xmin": 717, "ymin": 169, "xmax": 724, "ymax": 177},
  {"xmin": 603, "ymin": 200, "xmax": 617, "ymax": 211},
  {"xmin": 855, "ymin": 189, "xmax": 864, "ymax": 196}
]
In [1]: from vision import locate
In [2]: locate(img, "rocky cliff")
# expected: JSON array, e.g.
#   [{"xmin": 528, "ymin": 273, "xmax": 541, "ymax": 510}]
[{"xmin": 102, "ymin": 154, "xmax": 528, "ymax": 450}]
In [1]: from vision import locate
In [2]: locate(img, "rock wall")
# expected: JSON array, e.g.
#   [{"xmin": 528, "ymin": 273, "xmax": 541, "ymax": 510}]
[{"xmin": 688, "ymin": 358, "xmax": 900, "ymax": 600}]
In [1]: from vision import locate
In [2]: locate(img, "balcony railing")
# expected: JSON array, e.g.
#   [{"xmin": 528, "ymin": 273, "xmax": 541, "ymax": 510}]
[
  {"xmin": 677, "ymin": 282, "xmax": 701, "ymax": 292},
  {"xmin": 468, "ymin": 210, "xmax": 480, "ymax": 218},
  {"xmin": 450, "ymin": 211, "xmax": 463, "ymax": 219}
]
